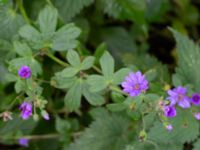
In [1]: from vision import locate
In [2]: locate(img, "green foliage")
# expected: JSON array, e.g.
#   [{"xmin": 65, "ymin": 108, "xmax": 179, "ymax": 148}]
[
  {"xmin": 19, "ymin": 5, "xmax": 81, "ymax": 51},
  {"xmin": 0, "ymin": 1, "xmax": 25, "ymax": 40},
  {"xmin": 98, "ymin": 0, "xmax": 146, "ymax": 24},
  {"xmin": 69, "ymin": 112, "xmax": 130, "ymax": 150},
  {"xmin": 87, "ymin": 51, "xmax": 130, "ymax": 92},
  {"xmin": 52, "ymin": 50, "xmax": 104, "ymax": 111},
  {"xmin": 148, "ymin": 109, "xmax": 199, "ymax": 144},
  {"xmin": 193, "ymin": 138, "xmax": 200, "ymax": 150},
  {"xmin": 1, "ymin": 0, "xmax": 200, "ymax": 149},
  {"xmin": 170, "ymin": 28, "xmax": 200, "ymax": 92},
  {"xmin": 53, "ymin": 0, "xmax": 94, "ymax": 22}
]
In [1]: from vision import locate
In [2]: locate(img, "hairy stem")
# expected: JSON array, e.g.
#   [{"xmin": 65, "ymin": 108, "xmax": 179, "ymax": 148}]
[
  {"xmin": 22, "ymin": 134, "xmax": 60, "ymax": 140},
  {"xmin": 16, "ymin": 0, "xmax": 31, "ymax": 24},
  {"xmin": 46, "ymin": 53, "xmax": 68, "ymax": 67}
]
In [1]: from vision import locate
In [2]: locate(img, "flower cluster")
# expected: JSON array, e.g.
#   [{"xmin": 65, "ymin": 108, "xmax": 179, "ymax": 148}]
[
  {"xmin": 17, "ymin": 66, "xmax": 50, "ymax": 121},
  {"xmin": 163, "ymin": 86, "xmax": 200, "ymax": 121},
  {"xmin": 122, "ymin": 72, "xmax": 200, "ymax": 132}
]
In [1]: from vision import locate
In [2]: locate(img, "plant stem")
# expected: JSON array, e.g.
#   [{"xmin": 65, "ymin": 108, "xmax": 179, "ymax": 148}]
[
  {"xmin": 16, "ymin": 0, "xmax": 31, "ymax": 24},
  {"xmin": 46, "ymin": 53, "xmax": 68, "ymax": 67},
  {"xmin": 22, "ymin": 134, "xmax": 60, "ymax": 140},
  {"xmin": 92, "ymin": 66, "xmax": 102, "ymax": 74},
  {"xmin": 7, "ymin": 92, "xmax": 24, "ymax": 110},
  {"xmin": 110, "ymin": 86, "xmax": 128, "ymax": 96},
  {"xmin": 145, "ymin": 140, "xmax": 159, "ymax": 150}
]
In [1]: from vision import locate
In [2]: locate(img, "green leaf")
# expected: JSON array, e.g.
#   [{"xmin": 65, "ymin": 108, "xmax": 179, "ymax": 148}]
[
  {"xmin": 81, "ymin": 56, "xmax": 95, "ymax": 70},
  {"xmin": 193, "ymin": 138, "xmax": 200, "ymax": 150},
  {"xmin": 111, "ymin": 91, "xmax": 125, "ymax": 103},
  {"xmin": 59, "ymin": 67, "xmax": 79, "ymax": 78},
  {"xmin": 113, "ymin": 68, "xmax": 130, "ymax": 84},
  {"xmin": 55, "ymin": 116, "xmax": 71, "ymax": 134},
  {"xmin": 52, "ymin": 23, "xmax": 81, "ymax": 51},
  {"xmin": 53, "ymin": 0, "xmax": 94, "ymax": 22},
  {"xmin": 148, "ymin": 109, "xmax": 199, "ymax": 144},
  {"xmin": 13, "ymin": 41, "xmax": 32, "ymax": 57},
  {"xmin": 87, "ymin": 75, "xmax": 107, "ymax": 92},
  {"xmin": 98, "ymin": 0, "xmax": 146, "ymax": 24},
  {"xmin": 0, "ymin": 3, "xmax": 25, "ymax": 40},
  {"xmin": 170, "ymin": 28, "xmax": 200, "ymax": 92},
  {"xmin": 172, "ymin": 74, "xmax": 183, "ymax": 87},
  {"xmin": 67, "ymin": 50, "xmax": 81, "ymax": 67},
  {"xmin": 82, "ymin": 83, "xmax": 105, "ymax": 106},
  {"xmin": 38, "ymin": 5, "xmax": 58, "ymax": 33},
  {"xmin": 106, "ymin": 103, "xmax": 126, "ymax": 112},
  {"xmin": 51, "ymin": 75, "xmax": 77, "ymax": 89},
  {"xmin": 94, "ymin": 43, "xmax": 106, "ymax": 63},
  {"xmin": 68, "ymin": 113, "xmax": 130, "ymax": 150},
  {"xmin": 64, "ymin": 79, "xmax": 82, "ymax": 111},
  {"xmin": 100, "ymin": 51, "xmax": 114, "ymax": 78},
  {"xmin": 14, "ymin": 79, "xmax": 26, "ymax": 93},
  {"xmin": 145, "ymin": 69, "xmax": 157, "ymax": 82},
  {"xmin": 100, "ymin": 27, "xmax": 138, "ymax": 66},
  {"xmin": 19, "ymin": 24, "xmax": 41, "ymax": 43}
]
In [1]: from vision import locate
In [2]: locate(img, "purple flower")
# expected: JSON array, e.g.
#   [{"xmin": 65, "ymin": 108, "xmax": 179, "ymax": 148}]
[
  {"xmin": 19, "ymin": 102, "xmax": 32, "ymax": 120},
  {"xmin": 194, "ymin": 113, "xmax": 200, "ymax": 120},
  {"xmin": 121, "ymin": 71, "xmax": 148, "ymax": 97},
  {"xmin": 18, "ymin": 138, "xmax": 29, "ymax": 147},
  {"xmin": 18, "ymin": 66, "xmax": 32, "ymax": 78},
  {"xmin": 191, "ymin": 94, "xmax": 200, "ymax": 106},
  {"xmin": 167, "ymin": 86, "xmax": 191, "ymax": 108},
  {"xmin": 43, "ymin": 112, "xmax": 50, "ymax": 120},
  {"xmin": 165, "ymin": 124, "xmax": 173, "ymax": 131},
  {"xmin": 164, "ymin": 106, "xmax": 176, "ymax": 118}
]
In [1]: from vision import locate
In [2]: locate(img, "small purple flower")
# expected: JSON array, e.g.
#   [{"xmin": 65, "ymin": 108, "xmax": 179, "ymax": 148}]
[
  {"xmin": 18, "ymin": 138, "xmax": 29, "ymax": 147},
  {"xmin": 121, "ymin": 71, "xmax": 148, "ymax": 97},
  {"xmin": 167, "ymin": 86, "xmax": 191, "ymax": 108},
  {"xmin": 191, "ymin": 94, "xmax": 200, "ymax": 106},
  {"xmin": 165, "ymin": 124, "xmax": 173, "ymax": 131},
  {"xmin": 19, "ymin": 102, "xmax": 32, "ymax": 120},
  {"xmin": 164, "ymin": 106, "xmax": 177, "ymax": 118},
  {"xmin": 194, "ymin": 113, "xmax": 200, "ymax": 120},
  {"xmin": 18, "ymin": 66, "xmax": 32, "ymax": 78},
  {"xmin": 43, "ymin": 112, "xmax": 50, "ymax": 120}
]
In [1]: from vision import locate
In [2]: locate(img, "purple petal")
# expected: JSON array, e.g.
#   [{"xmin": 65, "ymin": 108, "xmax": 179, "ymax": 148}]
[
  {"xmin": 18, "ymin": 138, "xmax": 29, "ymax": 147},
  {"xmin": 191, "ymin": 94, "xmax": 200, "ymax": 105},
  {"xmin": 178, "ymin": 98, "xmax": 191, "ymax": 108},
  {"xmin": 166, "ymin": 124, "xmax": 173, "ymax": 131},
  {"xmin": 194, "ymin": 113, "xmax": 200, "ymax": 120}
]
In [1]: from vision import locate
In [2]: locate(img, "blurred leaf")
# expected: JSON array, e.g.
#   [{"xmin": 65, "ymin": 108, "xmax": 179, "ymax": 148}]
[
  {"xmin": 113, "ymin": 68, "xmax": 130, "ymax": 84},
  {"xmin": 38, "ymin": 5, "xmax": 58, "ymax": 34},
  {"xmin": 87, "ymin": 75, "xmax": 107, "ymax": 92},
  {"xmin": 82, "ymin": 83, "xmax": 105, "ymax": 106},
  {"xmin": 64, "ymin": 78, "xmax": 82, "ymax": 111},
  {"xmin": 68, "ymin": 113, "xmax": 130, "ymax": 150},
  {"xmin": 106, "ymin": 103, "xmax": 126, "ymax": 112},
  {"xmin": 13, "ymin": 41, "xmax": 32, "ymax": 57},
  {"xmin": 81, "ymin": 56, "xmax": 95, "ymax": 70},
  {"xmin": 170, "ymin": 28, "xmax": 200, "ymax": 92},
  {"xmin": 193, "ymin": 138, "xmax": 200, "ymax": 150},
  {"xmin": 149, "ymin": 109, "xmax": 199, "ymax": 144},
  {"xmin": 0, "ymin": 2, "xmax": 25, "ymax": 40},
  {"xmin": 52, "ymin": 23, "xmax": 81, "ymax": 51},
  {"xmin": 98, "ymin": 0, "xmax": 146, "ymax": 24},
  {"xmin": 100, "ymin": 51, "xmax": 114, "ymax": 78},
  {"xmin": 56, "ymin": 116, "xmax": 71, "ymax": 134},
  {"xmin": 67, "ymin": 49, "xmax": 81, "ymax": 67},
  {"xmin": 53, "ymin": 0, "xmax": 94, "ymax": 22}
]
